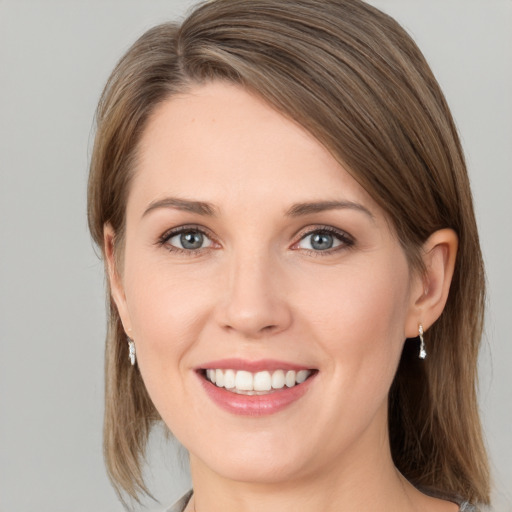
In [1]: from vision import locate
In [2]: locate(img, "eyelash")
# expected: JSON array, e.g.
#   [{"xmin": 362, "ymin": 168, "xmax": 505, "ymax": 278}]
[
  {"xmin": 293, "ymin": 226, "xmax": 355, "ymax": 254},
  {"xmin": 156, "ymin": 225, "xmax": 355, "ymax": 256},
  {"xmin": 156, "ymin": 224, "xmax": 216, "ymax": 256}
]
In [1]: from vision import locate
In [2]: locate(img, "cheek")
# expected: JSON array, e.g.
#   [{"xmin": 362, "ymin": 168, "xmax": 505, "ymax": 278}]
[
  {"xmin": 122, "ymin": 260, "xmax": 215, "ymax": 424},
  {"xmin": 295, "ymin": 257, "xmax": 412, "ymax": 450},
  {"xmin": 301, "ymin": 254, "xmax": 411, "ymax": 376},
  {"xmin": 122, "ymin": 250, "xmax": 216, "ymax": 380}
]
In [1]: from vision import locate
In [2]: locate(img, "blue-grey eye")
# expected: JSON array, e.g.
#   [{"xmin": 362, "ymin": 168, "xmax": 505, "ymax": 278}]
[
  {"xmin": 168, "ymin": 230, "xmax": 212, "ymax": 250},
  {"xmin": 298, "ymin": 231, "xmax": 345, "ymax": 251}
]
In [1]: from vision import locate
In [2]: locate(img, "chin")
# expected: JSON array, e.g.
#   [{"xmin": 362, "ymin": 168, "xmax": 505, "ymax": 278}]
[{"xmin": 192, "ymin": 446, "xmax": 314, "ymax": 485}]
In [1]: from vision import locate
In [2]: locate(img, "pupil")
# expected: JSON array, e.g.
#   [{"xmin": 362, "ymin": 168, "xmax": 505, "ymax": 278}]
[
  {"xmin": 180, "ymin": 231, "xmax": 203, "ymax": 249},
  {"xmin": 311, "ymin": 233, "xmax": 333, "ymax": 250}
]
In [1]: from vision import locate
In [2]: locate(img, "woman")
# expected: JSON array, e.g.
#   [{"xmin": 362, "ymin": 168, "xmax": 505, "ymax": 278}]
[{"xmin": 87, "ymin": 0, "xmax": 490, "ymax": 510}]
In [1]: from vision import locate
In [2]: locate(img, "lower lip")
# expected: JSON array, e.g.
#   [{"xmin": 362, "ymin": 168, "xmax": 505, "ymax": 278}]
[{"xmin": 198, "ymin": 373, "xmax": 316, "ymax": 416}]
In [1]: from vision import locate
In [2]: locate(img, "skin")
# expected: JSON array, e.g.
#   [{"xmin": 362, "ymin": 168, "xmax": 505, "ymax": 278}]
[{"xmin": 106, "ymin": 82, "xmax": 458, "ymax": 512}]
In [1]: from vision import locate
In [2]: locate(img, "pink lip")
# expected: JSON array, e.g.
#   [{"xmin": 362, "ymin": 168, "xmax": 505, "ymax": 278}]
[
  {"xmin": 196, "ymin": 364, "xmax": 317, "ymax": 417},
  {"xmin": 197, "ymin": 358, "xmax": 311, "ymax": 372}
]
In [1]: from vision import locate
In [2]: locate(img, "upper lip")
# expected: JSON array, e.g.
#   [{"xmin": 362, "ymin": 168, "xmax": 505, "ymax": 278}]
[{"xmin": 197, "ymin": 358, "xmax": 314, "ymax": 372}]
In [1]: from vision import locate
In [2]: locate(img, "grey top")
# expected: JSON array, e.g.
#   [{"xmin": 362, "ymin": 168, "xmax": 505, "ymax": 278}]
[
  {"xmin": 459, "ymin": 502, "xmax": 478, "ymax": 512},
  {"xmin": 164, "ymin": 490, "xmax": 478, "ymax": 512},
  {"xmin": 166, "ymin": 490, "xmax": 193, "ymax": 512}
]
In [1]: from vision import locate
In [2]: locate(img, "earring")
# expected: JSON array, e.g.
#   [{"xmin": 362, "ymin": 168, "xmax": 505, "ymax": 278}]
[
  {"xmin": 418, "ymin": 324, "xmax": 427, "ymax": 360},
  {"xmin": 128, "ymin": 338, "xmax": 136, "ymax": 366}
]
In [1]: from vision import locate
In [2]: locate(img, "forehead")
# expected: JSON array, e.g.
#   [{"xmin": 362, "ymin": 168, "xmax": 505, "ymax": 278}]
[{"xmin": 130, "ymin": 82, "xmax": 379, "ymax": 216}]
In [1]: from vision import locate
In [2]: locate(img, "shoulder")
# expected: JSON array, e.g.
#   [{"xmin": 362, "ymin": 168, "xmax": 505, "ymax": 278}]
[
  {"xmin": 162, "ymin": 490, "xmax": 193, "ymax": 512},
  {"xmin": 419, "ymin": 487, "xmax": 481, "ymax": 512},
  {"xmin": 161, "ymin": 489, "xmax": 481, "ymax": 512},
  {"xmin": 459, "ymin": 502, "xmax": 480, "ymax": 512}
]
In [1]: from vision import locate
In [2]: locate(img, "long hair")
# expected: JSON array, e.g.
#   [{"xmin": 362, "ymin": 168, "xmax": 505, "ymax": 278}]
[{"xmin": 87, "ymin": 0, "xmax": 490, "ymax": 504}]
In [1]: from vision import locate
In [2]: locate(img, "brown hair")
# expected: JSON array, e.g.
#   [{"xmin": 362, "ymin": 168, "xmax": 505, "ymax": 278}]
[{"xmin": 88, "ymin": 0, "xmax": 490, "ymax": 505}]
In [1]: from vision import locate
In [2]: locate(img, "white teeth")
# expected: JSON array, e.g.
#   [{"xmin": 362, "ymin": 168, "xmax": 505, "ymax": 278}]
[
  {"xmin": 253, "ymin": 371, "xmax": 272, "ymax": 391},
  {"xmin": 205, "ymin": 368, "xmax": 312, "ymax": 392},
  {"xmin": 215, "ymin": 369, "xmax": 224, "ymax": 388},
  {"xmin": 296, "ymin": 369, "xmax": 309, "ymax": 384},
  {"xmin": 235, "ymin": 370, "xmax": 253, "ymax": 391},
  {"xmin": 224, "ymin": 369, "xmax": 235, "ymax": 389},
  {"xmin": 285, "ymin": 370, "xmax": 296, "ymax": 387},
  {"xmin": 271, "ymin": 369, "xmax": 285, "ymax": 389}
]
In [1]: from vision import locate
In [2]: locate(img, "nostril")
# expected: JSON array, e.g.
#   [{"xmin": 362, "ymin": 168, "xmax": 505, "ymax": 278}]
[{"xmin": 221, "ymin": 322, "xmax": 282, "ymax": 338}]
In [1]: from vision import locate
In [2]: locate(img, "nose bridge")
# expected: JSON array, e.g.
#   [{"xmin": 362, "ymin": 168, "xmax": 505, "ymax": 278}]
[{"xmin": 219, "ymin": 246, "xmax": 291, "ymax": 337}]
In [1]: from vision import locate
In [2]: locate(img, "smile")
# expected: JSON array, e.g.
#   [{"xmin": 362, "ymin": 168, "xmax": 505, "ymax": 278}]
[
  {"xmin": 197, "ymin": 359, "xmax": 318, "ymax": 415},
  {"xmin": 204, "ymin": 368, "xmax": 313, "ymax": 395}
]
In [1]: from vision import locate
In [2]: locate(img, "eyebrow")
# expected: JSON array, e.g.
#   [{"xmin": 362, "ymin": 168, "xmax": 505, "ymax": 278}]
[
  {"xmin": 286, "ymin": 200, "xmax": 374, "ymax": 219},
  {"xmin": 142, "ymin": 197, "xmax": 217, "ymax": 218},
  {"xmin": 142, "ymin": 197, "xmax": 373, "ymax": 220}
]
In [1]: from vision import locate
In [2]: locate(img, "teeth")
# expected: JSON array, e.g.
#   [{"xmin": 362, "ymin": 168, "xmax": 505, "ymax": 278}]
[
  {"xmin": 285, "ymin": 370, "xmax": 296, "ymax": 387},
  {"xmin": 271, "ymin": 369, "xmax": 285, "ymax": 389},
  {"xmin": 224, "ymin": 369, "xmax": 235, "ymax": 389},
  {"xmin": 253, "ymin": 371, "xmax": 272, "ymax": 391},
  {"xmin": 296, "ymin": 369, "xmax": 310, "ymax": 384},
  {"xmin": 204, "ymin": 368, "xmax": 312, "ymax": 392},
  {"xmin": 215, "ymin": 369, "xmax": 225, "ymax": 387},
  {"xmin": 235, "ymin": 370, "xmax": 253, "ymax": 391}
]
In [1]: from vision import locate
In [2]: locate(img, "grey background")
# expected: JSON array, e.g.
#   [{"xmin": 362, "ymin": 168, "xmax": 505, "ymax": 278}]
[{"xmin": 0, "ymin": 1, "xmax": 510, "ymax": 511}]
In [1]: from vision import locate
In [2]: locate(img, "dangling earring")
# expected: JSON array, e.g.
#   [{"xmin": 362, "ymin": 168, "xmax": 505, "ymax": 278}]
[
  {"xmin": 418, "ymin": 324, "xmax": 427, "ymax": 360},
  {"xmin": 128, "ymin": 338, "xmax": 136, "ymax": 366}
]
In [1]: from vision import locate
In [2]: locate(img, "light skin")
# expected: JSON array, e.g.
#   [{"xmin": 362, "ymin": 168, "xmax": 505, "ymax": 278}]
[{"xmin": 105, "ymin": 82, "xmax": 458, "ymax": 512}]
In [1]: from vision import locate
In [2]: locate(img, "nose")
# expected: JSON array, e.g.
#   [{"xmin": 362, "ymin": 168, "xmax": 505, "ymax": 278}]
[{"xmin": 216, "ymin": 252, "xmax": 293, "ymax": 339}]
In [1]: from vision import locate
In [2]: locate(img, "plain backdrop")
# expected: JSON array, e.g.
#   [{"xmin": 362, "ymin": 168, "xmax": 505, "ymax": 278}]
[{"xmin": 0, "ymin": 1, "xmax": 511, "ymax": 511}]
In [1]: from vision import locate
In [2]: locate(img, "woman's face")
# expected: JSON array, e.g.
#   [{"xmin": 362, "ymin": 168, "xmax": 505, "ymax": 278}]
[{"xmin": 110, "ymin": 82, "xmax": 423, "ymax": 484}]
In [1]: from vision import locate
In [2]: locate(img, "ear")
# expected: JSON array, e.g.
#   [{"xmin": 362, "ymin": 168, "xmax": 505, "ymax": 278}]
[
  {"xmin": 104, "ymin": 223, "xmax": 132, "ymax": 336},
  {"xmin": 405, "ymin": 228, "xmax": 458, "ymax": 338}
]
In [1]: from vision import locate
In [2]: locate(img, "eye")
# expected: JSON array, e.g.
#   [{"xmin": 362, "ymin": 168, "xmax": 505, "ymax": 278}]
[
  {"xmin": 295, "ymin": 228, "xmax": 353, "ymax": 252},
  {"xmin": 160, "ymin": 227, "xmax": 214, "ymax": 252}
]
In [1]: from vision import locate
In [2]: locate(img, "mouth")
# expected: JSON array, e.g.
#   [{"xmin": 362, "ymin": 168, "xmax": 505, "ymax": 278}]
[
  {"xmin": 200, "ymin": 368, "xmax": 315, "ymax": 395},
  {"xmin": 196, "ymin": 361, "xmax": 317, "ymax": 416}
]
